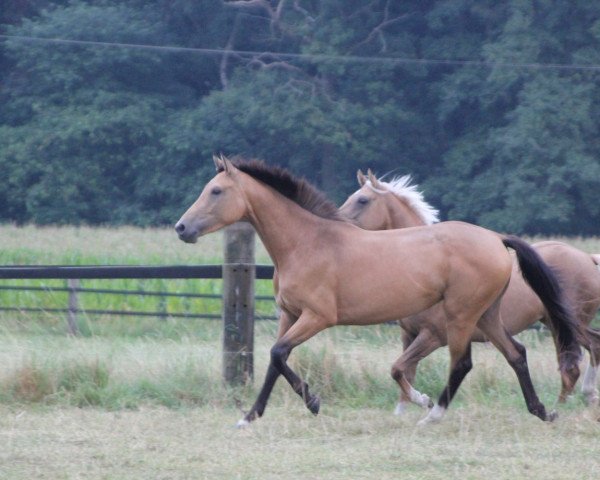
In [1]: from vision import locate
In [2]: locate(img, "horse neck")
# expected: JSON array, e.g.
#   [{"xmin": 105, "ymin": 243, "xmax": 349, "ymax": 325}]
[
  {"xmin": 386, "ymin": 194, "xmax": 427, "ymax": 228},
  {"xmin": 239, "ymin": 175, "xmax": 327, "ymax": 268}
]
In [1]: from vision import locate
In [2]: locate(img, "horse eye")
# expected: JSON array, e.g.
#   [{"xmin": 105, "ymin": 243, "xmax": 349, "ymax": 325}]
[
  {"xmin": 211, "ymin": 187, "xmax": 222, "ymax": 195},
  {"xmin": 357, "ymin": 196, "xmax": 369, "ymax": 205}
]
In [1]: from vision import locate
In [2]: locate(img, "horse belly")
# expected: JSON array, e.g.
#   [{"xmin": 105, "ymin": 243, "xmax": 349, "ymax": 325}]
[{"xmin": 336, "ymin": 273, "xmax": 443, "ymax": 325}]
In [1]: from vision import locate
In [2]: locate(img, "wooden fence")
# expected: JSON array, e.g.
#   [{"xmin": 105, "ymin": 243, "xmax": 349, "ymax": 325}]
[{"xmin": 0, "ymin": 223, "xmax": 273, "ymax": 385}]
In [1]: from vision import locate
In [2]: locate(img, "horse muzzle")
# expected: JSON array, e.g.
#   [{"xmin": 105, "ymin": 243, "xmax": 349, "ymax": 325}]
[{"xmin": 174, "ymin": 220, "xmax": 200, "ymax": 244}]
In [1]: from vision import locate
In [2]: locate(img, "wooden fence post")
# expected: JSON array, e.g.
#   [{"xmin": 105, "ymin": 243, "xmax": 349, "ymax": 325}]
[
  {"xmin": 66, "ymin": 279, "xmax": 81, "ymax": 336},
  {"xmin": 222, "ymin": 222, "xmax": 255, "ymax": 385}
]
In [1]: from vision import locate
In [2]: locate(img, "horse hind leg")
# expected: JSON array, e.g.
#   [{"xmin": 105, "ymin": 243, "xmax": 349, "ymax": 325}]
[
  {"xmin": 392, "ymin": 328, "xmax": 440, "ymax": 415},
  {"xmin": 477, "ymin": 301, "xmax": 555, "ymax": 422},
  {"xmin": 418, "ymin": 316, "xmax": 478, "ymax": 425},
  {"xmin": 581, "ymin": 326, "xmax": 600, "ymax": 406},
  {"xmin": 541, "ymin": 314, "xmax": 581, "ymax": 403}
]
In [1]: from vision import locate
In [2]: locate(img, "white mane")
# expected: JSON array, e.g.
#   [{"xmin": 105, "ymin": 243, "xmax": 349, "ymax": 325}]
[{"xmin": 366, "ymin": 175, "xmax": 440, "ymax": 225}]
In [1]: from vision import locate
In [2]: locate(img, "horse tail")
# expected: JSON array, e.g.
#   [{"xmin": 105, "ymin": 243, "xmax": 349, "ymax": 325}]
[{"xmin": 502, "ymin": 235, "xmax": 584, "ymax": 373}]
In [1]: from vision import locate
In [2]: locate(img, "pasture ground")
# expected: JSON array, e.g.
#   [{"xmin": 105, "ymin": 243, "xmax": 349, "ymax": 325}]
[{"xmin": 1, "ymin": 400, "xmax": 598, "ymax": 479}]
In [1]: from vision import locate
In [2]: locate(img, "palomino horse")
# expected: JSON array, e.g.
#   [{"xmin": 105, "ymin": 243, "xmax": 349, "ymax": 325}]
[
  {"xmin": 339, "ymin": 170, "xmax": 600, "ymax": 410},
  {"xmin": 175, "ymin": 156, "xmax": 583, "ymax": 426}
]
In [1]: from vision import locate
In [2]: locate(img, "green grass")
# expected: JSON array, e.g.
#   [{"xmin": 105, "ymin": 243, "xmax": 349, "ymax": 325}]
[
  {"xmin": 0, "ymin": 322, "xmax": 590, "ymax": 415},
  {"xmin": 0, "ymin": 224, "xmax": 277, "ymax": 335}
]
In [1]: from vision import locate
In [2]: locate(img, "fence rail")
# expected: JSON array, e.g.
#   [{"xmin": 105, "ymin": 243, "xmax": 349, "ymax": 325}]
[
  {"xmin": 0, "ymin": 264, "xmax": 278, "ymax": 325},
  {"xmin": 0, "ymin": 283, "xmax": 275, "ymax": 301},
  {"xmin": 0, "ymin": 264, "xmax": 275, "ymax": 279}
]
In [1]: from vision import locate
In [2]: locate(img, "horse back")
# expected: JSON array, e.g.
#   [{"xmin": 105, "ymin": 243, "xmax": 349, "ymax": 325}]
[{"xmin": 532, "ymin": 241, "xmax": 600, "ymax": 321}]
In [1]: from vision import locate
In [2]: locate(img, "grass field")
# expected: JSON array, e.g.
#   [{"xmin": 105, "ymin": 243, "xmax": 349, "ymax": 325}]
[
  {"xmin": 0, "ymin": 327, "xmax": 598, "ymax": 480},
  {"xmin": 1, "ymin": 403, "xmax": 598, "ymax": 480},
  {"xmin": 0, "ymin": 225, "xmax": 599, "ymax": 479}
]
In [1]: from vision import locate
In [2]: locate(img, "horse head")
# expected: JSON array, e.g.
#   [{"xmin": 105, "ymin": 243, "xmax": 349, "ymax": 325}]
[
  {"xmin": 175, "ymin": 155, "xmax": 248, "ymax": 243},
  {"xmin": 338, "ymin": 169, "xmax": 394, "ymax": 230}
]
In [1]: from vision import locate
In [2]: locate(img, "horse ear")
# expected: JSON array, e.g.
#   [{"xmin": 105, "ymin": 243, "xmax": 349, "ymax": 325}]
[
  {"xmin": 221, "ymin": 155, "xmax": 233, "ymax": 173},
  {"xmin": 367, "ymin": 169, "xmax": 382, "ymax": 190},
  {"xmin": 213, "ymin": 154, "xmax": 223, "ymax": 171},
  {"xmin": 357, "ymin": 169, "xmax": 367, "ymax": 186},
  {"xmin": 213, "ymin": 154, "xmax": 234, "ymax": 173}
]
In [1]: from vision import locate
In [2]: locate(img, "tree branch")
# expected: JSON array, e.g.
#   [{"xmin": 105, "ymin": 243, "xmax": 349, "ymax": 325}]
[
  {"xmin": 223, "ymin": 0, "xmax": 274, "ymax": 16},
  {"xmin": 224, "ymin": 0, "xmax": 288, "ymax": 35},
  {"xmin": 247, "ymin": 56, "xmax": 303, "ymax": 73},
  {"xmin": 220, "ymin": 13, "xmax": 243, "ymax": 90},
  {"xmin": 292, "ymin": 0, "xmax": 315, "ymax": 24},
  {"xmin": 350, "ymin": 2, "xmax": 411, "ymax": 54}
]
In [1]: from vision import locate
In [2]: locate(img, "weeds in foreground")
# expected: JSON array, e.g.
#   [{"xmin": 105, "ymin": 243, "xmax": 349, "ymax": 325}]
[{"xmin": 0, "ymin": 328, "xmax": 587, "ymax": 416}]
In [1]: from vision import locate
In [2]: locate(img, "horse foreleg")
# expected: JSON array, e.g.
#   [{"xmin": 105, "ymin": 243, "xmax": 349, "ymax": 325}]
[
  {"xmin": 394, "ymin": 330, "xmax": 418, "ymax": 415},
  {"xmin": 237, "ymin": 311, "xmax": 295, "ymax": 427},
  {"xmin": 236, "ymin": 364, "xmax": 280, "ymax": 427},
  {"xmin": 270, "ymin": 310, "xmax": 329, "ymax": 415},
  {"xmin": 392, "ymin": 328, "xmax": 440, "ymax": 415}
]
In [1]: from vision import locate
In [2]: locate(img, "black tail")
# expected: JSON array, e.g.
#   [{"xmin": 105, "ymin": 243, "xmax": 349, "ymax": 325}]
[{"xmin": 502, "ymin": 235, "xmax": 583, "ymax": 373}]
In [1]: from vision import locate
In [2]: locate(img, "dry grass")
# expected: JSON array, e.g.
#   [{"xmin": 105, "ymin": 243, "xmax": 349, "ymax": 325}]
[
  {"xmin": 527, "ymin": 235, "xmax": 600, "ymax": 255},
  {"xmin": 0, "ymin": 403, "xmax": 598, "ymax": 480}
]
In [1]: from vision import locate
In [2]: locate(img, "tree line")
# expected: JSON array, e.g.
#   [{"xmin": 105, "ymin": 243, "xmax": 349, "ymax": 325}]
[{"xmin": 1, "ymin": 0, "xmax": 600, "ymax": 234}]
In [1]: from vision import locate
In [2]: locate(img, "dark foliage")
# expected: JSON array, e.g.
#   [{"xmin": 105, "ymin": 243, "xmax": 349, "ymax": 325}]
[{"xmin": 1, "ymin": 0, "xmax": 599, "ymax": 234}]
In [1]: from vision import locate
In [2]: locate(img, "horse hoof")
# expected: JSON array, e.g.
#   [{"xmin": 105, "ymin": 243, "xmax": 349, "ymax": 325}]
[
  {"xmin": 307, "ymin": 395, "xmax": 320, "ymax": 415},
  {"xmin": 236, "ymin": 418, "xmax": 251, "ymax": 428},
  {"xmin": 546, "ymin": 410, "xmax": 558, "ymax": 422},
  {"xmin": 584, "ymin": 392, "xmax": 599, "ymax": 407},
  {"xmin": 415, "ymin": 393, "xmax": 432, "ymax": 409},
  {"xmin": 417, "ymin": 404, "xmax": 445, "ymax": 426},
  {"xmin": 394, "ymin": 402, "xmax": 408, "ymax": 416},
  {"xmin": 417, "ymin": 414, "xmax": 440, "ymax": 427}
]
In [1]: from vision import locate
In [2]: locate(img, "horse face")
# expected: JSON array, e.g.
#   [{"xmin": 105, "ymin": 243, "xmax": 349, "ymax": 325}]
[
  {"xmin": 175, "ymin": 169, "xmax": 247, "ymax": 243},
  {"xmin": 338, "ymin": 185, "xmax": 389, "ymax": 230}
]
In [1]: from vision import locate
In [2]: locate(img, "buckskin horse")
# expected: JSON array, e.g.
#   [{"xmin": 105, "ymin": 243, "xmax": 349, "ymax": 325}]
[
  {"xmin": 339, "ymin": 169, "xmax": 600, "ymax": 411},
  {"xmin": 175, "ymin": 156, "xmax": 583, "ymax": 426}
]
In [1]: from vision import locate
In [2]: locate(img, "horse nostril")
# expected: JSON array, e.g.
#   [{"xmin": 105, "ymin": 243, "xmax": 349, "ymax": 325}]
[{"xmin": 175, "ymin": 222, "xmax": 186, "ymax": 234}]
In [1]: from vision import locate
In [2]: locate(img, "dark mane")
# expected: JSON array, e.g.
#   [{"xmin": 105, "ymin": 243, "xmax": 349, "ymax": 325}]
[{"xmin": 221, "ymin": 158, "xmax": 343, "ymax": 221}]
